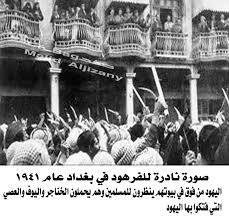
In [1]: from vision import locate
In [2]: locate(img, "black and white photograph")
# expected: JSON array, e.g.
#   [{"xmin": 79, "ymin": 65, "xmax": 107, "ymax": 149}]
[
  {"xmin": 0, "ymin": 0, "xmax": 229, "ymax": 166},
  {"xmin": 0, "ymin": 0, "xmax": 229, "ymax": 218}
]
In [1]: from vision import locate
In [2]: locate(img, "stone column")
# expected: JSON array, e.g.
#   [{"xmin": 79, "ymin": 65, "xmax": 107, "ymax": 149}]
[
  {"xmin": 183, "ymin": 0, "xmax": 192, "ymax": 59},
  {"xmin": 126, "ymin": 71, "xmax": 136, "ymax": 126},
  {"xmin": 49, "ymin": 67, "xmax": 61, "ymax": 116},
  {"xmin": 188, "ymin": 66, "xmax": 200, "ymax": 124}
]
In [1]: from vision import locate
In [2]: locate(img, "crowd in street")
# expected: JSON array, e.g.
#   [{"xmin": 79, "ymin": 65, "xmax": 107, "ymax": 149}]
[{"xmin": 0, "ymin": 98, "xmax": 228, "ymax": 166}]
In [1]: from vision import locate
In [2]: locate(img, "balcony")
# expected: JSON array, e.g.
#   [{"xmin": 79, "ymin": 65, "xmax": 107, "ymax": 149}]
[
  {"xmin": 53, "ymin": 18, "xmax": 103, "ymax": 57},
  {"xmin": 0, "ymin": 10, "xmax": 40, "ymax": 50},
  {"xmin": 193, "ymin": 31, "xmax": 229, "ymax": 61},
  {"xmin": 151, "ymin": 31, "xmax": 188, "ymax": 59},
  {"xmin": 104, "ymin": 23, "xmax": 150, "ymax": 59}
]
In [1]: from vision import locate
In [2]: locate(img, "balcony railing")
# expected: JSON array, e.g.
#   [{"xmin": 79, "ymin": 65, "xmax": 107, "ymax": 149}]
[
  {"xmin": 53, "ymin": 18, "xmax": 103, "ymax": 57},
  {"xmin": 104, "ymin": 23, "xmax": 150, "ymax": 59},
  {"xmin": 0, "ymin": 10, "xmax": 40, "ymax": 49},
  {"xmin": 193, "ymin": 31, "xmax": 229, "ymax": 61},
  {"xmin": 151, "ymin": 31, "xmax": 188, "ymax": 59}
]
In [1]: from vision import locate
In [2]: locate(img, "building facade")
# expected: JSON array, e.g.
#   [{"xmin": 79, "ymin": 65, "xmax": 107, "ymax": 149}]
[{"xmin": 0, "ymin": 0, "xmax": 227, "ymax": 125}]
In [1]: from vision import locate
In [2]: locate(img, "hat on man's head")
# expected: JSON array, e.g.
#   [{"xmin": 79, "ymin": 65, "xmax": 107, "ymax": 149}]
[
  {"xmin": 111, "ymin": 140, "xmax": 135, "ymax": 165},
  {"xmin": 30, "ymin": 128, "xmax": 49, "ymax": 146},
  {"xmin": 10, "ymin": 140, "xmax": 51, "ymax": 165},
  {"xmin": 93, "ymin": 151, "xmax": 115, "ymax": 165},
  {"xmin": 132, "ymin": 147, "xmax": 163, "ymax": 165},
  {"xmin": 65, "ymin": 152, "xmax": 93, "ymax": 165}
]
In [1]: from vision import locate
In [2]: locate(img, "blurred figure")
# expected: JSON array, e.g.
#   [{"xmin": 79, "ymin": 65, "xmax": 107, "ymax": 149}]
[
  {"xmin": 78, "ymin": 3, "xmax": 87, "ymax": 19},
  {"xmin": 115, "ymin": 8, "xmax": 124, "ymax": 25},
  {"xmin": 172, "ymin": 18, "xmax": 182, "ymax": 33},
  {"xmin": 198, "ymin": 16, "xmax": 210, "ymax": 33},
  {"xmin": 217, "ymin": 14, "xmax": 226, "ymax": 31},
  {"xmin": 123, "ymin": 6, "xmax": 133, "ymax": 23},
  {"xmin": 88, "ymin": 8, "xmax": 101, "ymax": 27},
  {"xmin": 32, "ymin": 2, "xmax": 43, "ymax": 39},
  {"xmin": 132, "ymin": 9, "xmax": 140, "ymax": 24},
  {"xmin": 107, "ymin": 8, "xmax": 116, "ymax": 25},
  {"xmin": 164, "ymin": 15, "xmax": 174, "ymax": 32},
  {"xmin": 51, "ymin": 4, "xmax": 60, "ymax": 22},
  {"xmin": 22, "ymin": 1, "xmax": 33, "ymax": 18},
  {"xmin": 151, "ymin": 14, "xmax": 162, "ymax": 32}
]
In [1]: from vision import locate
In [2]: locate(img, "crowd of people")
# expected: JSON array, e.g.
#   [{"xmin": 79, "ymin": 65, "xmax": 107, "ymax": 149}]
[
  {"xmin": 51, "ymin": 3, "xmax": 101, "ymax": 43},
  {"xmin": 106, "ymin": 6, "xmax": 183, "ymax": 34},
  {"xmin": 0, "ymin": 0, "xmax": 43, "ymax": 38},
  {"xmin": 51, "ymin": 3, "xmax": 101, "ymax": 27},
  {"xmin": 0, "ymin": 98, "xmax": 228, "ymax": 166},
  {"xmin": 198, "ymin": 13, "xmax": 229, "ymax": 33},
  {"xmin": 106, "ymin": 6, "xmax": 150, "ymax": 29},
  {"xmin": 0, "ymin": 0, "xmax": 43, "ymax": 21}
]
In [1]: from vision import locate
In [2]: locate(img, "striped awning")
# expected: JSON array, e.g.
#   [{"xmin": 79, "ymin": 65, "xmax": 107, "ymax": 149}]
[{"xmin": 193, "ymin": 0, "xmax": 229, "ymax": 17}]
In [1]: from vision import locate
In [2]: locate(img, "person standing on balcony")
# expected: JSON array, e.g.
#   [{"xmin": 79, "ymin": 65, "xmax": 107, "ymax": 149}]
[
  {"xmin": 217, "ymin": 14, "xmax": 226, "ymax": 31},
  {"xmin": 68, "ymin": 6, "xmax": 75, "ymax": 19},
  {"xmin": 22, "ymin": 2, "xmax": 33, "ymax": 18},
  {"xmin": 198, "ymin": 16, "xmax": 210, "ymax": 54},
  {"xmin": 164, "ymin": 15, "xmax": 174, "ymax": 32},
  {"xmin": 144, "ymin": 14, "xmax": 152, "ymax": 28},
  {"xmin": 151, "ymin": 14, "xmax": 162, "ymax": 32},
  {"xmin": 32, "ymin": 2, "xmax": 43, "ymax": 21},
  {"xmin": 172, "ymin": 18, "xmax": 182, "ymax": 33},
  {"xmin": 22, "ymin": 2, "xmax": 33, "ymax": 37},
  {"xmin": 224, "ymin": 18, "xmax": 229, "ymax": 32},
  {"xmin": 88, "ymin": 8, "xmax": 101, "ymax": 44},
  {"xmin": 115, "ymin": 8, "xmax": 124, "ymax": 45},
  {"xmin": 78, "ymin": 3, "xmax": 87, "ymax": 20},
  {"xmin": 32, "ymin": 2, "xmax": 43, "ymax": 39},
  {"xmin": 51, "ymin": 4, "xmax": 60, "ymax": 22},
  {"xmin": 132, "ymin": 10, "xmax": 140, "ymax": 24},
  {"xmin": 171, "ymin": 18, "xmax": 183, "ymax": 52},
  {"xmin": 198, "ymin": 16, "xmax": 210, "ymax": 33},
  {"xmin": 89, "ymin": 8, "xmax": 101, "ymax": 27},
  {"xmin": 107, "ymin": 8, "xmax": 116, "ymax": 25},
  {"xmin": 123, "ymin": 6, "xmax": 133, "ymax": 23},
  {"xmin": 115, "ymin": 8, "xmax": 124, "ymax": 25},
  {"xmin": 138, "ymin": 13, "xmax": 146, "ymax": 28}
]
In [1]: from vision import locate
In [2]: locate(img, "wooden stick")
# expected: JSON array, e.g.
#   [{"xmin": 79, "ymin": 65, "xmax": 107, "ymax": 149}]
[
  {"xmin": 88, "ymin": 108, "xmax": 91, "ymax": 119},
  {"xmin": 222, "ymin": 88, "xmax": 229, "ymax": 107},
  {"xmin": 70, "ymin": 105, "xmax": 78, "ymax": 121},
  {"xmin": 104, "ymin": 107, "xmax": 109, "ymax": 122},
  {"xmin": 151, "ymin": 66, "xmax": 169, "ymax": 115},
  {"xmin": 138, "ymin": 87, "xmax": 158, "ymax": 100},
  {"xmin": 14, "ymin": 115, "xmax": 18, "ymax": 122},
  {"xmin": 219, "ymin": 88, "xmax": 228, "ymax": 112},
  {"xmin": 151, "ymin": 67, "xmax": 167, "ymax": 105},
  {"xmin": 133, "ymin": 86, "xmax": 146, "ymax": 108}
]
